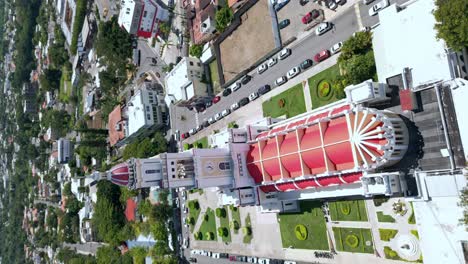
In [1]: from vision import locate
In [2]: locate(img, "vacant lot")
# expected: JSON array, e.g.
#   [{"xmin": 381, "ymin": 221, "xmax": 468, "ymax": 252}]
[
  {"xmin": 219, "ymin": 0, "xmax": 276, "ymax": 83},
  {"xmin": 278, "ymin": 201, "xmax": 329, "ymax": 250},
  {"xmin": 333, "ymin": 227, "xmax": 374, "ymax": 254},
  {"xmin": 262, "ymin": 83, "xmax": 306, "ymax": 118},
  {"xmin": 308, "ymin": 64, "xmax": 341, "ymax": 109},
  {"xmin": 329, "ymin": 200, "xmax": 368, "ymax": 222},
  {"xmin": 209, "ymin": 60, "xmax": 222, "ymax": 94}
]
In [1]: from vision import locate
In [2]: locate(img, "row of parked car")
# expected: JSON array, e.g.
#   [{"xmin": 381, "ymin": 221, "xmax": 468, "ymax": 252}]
[{"xmin": 190, "ymin": 249, "xmax": 297, "ymax": 264}]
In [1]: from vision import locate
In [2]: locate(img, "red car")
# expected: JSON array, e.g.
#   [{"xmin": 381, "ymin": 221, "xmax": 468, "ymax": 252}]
[
  {"xmin": 181, "ymin": 132, "xmax": 190, "ymax": 139},
  {"xmin": 212, "ymin": 96, "xmax": 221, "ymax": 104},
  {"xmin": 314, "ymin": 50, "xmax": 331, "ymax": 62},
  {"xmin": 301, "ymin": 9, "xmax": 320, "ymax": 24}
]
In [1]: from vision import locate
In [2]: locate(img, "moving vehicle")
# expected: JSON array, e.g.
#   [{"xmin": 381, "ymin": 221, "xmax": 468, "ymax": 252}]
[
  {"xmin": 314, "ymin": 50, "xmax": 331, "ymax": 62},
  {"xmin": 278, "ymin": 48, "xmax": 291, "ymax": 60},
  {"xmin": 222, "ymin": 88, "xmax": 232, "ymax": 97},
  {"xmin": 315, "ymin": 22, "xmax": 332, "ymax": 36},
  {"xmin": 241, "ymin": 75, "xmax": 252, "ymax": 85},
  {"xmin": 239, "ymin": 97, "xmax": 250, "ymax": 106},
  {"xmin": 267, "ymin": 57, "xmax": 278, "ymax": 67},
  {"xmin": 275, "ymin": 76, "xmax": 287, "ymax": 86},
  {"xmin": 300, "ymin": 59, "xmax": 313, "ymax": 70},
  {"xmin": 258, "ymin": 85, "xmax": 271, "ymax": 95},
  {"xmin": 287, "ymin": 66, "xmax": 301, "ymax": 79},
  {"xmin": 212, "ymin": 96, "xmax": 221, "ymax": 104},
  {"xmin": 278, "ymin": 19, "xmax": 290, "ymax": 29},
  {"xmin": 368, "ymin": 0, "xmax": 389, "ymax": 16},
  {"xmin": 249, "ymin": 92, "xmax": 259, "ymax": 101},
  {"xmin": 330, "ymin": 41, "xmax": 343, "ymax": 54},
  {"xmin": 257, "ymin": 63, "xmax": 268, "ymax": 74}
]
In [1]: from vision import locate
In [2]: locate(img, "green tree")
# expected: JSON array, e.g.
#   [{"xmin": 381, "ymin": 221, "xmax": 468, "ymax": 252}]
[
  {"xmin": 39, "ymin": 69, "xmax": 62, "ymax": 91},
  {"xmin": 459, "ymin": 186, "xmax": 468, "ymax": 229},
  {"xmin": 338, "ymin": 31, "xmax": 373, "ymax": 63},
  {"xmin": 152, "ymin": 241, "xmax": 170, "ymax": 257},
  {"xmin": 63, "ymin": 182, "xmax": 73, "ymax": 196},
  {"xmin": 70, "ymin": 0, "xmax": 88, "ymax": 54},
  {"xmin": 341, "ymin": 51, "xmax": 376, "ymax": 84},
  {"xmin": 433, "ymin": 0, "xmax": 468, "ymax": 51},
  {"xmin": 189, "ymin": 44, "xmax": 203, "ymax": 58},
  {"xmin": 215, "ymin": 7, "xmax": 233, "ymax": 32}
]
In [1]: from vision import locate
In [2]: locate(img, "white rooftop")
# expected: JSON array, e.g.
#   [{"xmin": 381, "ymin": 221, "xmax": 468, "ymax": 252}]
[
  {"xmin": 126, "ymin": 90, "xmax": 147, "ymax": 136},
  {"xmin": 118, "ymin": 0, "xmax": 137, "ymax": 34},
  {"xmin": 450, "ymin": 79, "xmax": 468, "ymax": 159},
  {"xmin": 164, "ymin": 58, "xmax": 191, "ymax": 102},
  {"xmin": 373, "ymin": 0, "xmax": 453, "ymax": 86}
]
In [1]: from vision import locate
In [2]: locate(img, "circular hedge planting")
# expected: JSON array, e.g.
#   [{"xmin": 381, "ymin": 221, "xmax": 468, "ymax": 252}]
[
  {"xmin": 294, "ymin": 224, "xmax": 308, "ymax": 241},
  {"xmin": 345, "ymin": 234, "xmax": 359, "ymax": 248},
  {"xmin": 316, "ymin": 80, "xmax": 334, "ymax": 101},
  {"xmin": 340, "ymin": 203, "xmax": 351, "ymax": 215},
  {"xmin": 278, "ymin": 98, "xmax": 286, "ymax": 108}
]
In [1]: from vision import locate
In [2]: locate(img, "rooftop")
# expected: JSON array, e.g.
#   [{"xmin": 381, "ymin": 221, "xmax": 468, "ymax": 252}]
[{"xmin": 108, "ymin": 105, "xmax": 125, "ymax": 146}]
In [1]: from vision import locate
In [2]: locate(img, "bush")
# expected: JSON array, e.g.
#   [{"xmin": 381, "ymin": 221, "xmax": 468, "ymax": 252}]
[
  {"xmin": 215, "ymin": 6, "xmax": 233, "ymax": 32},
  {"xmin": 373, "ymin": 197, "xmax": 389, "ymax": 207},
  {"xmin": 189, "ymin": 44, "xmax": 203, "ymax": 58},
  {"xmin": 195, "ymin": 232, "xmax": 203, "ymax": 240},
  {"xmin": 384, "ymin": 246, "xmax": 400, "ymax": 260},
  {"xmin": 217, "ymin": 227, "xmax": 228, "ymax": 237},
  {"xmin": 205, "ymin": 232, "xmax": 214, "ymax": 240},
  {"xmin": 345, "ymin": 234, "xmax": 359, "ymax": 248},
  {"xmin": 194, "ymin": 201, "xmax": 200, "ymax": 210},
  {"xmin": 230, "ymin": 221, "xmax": 239, "ymax": 230},
  {"xmin": 188, "ymin": 217, "xmax": 195, "ymax": 225},
  {"xmin": 242, "ymin": 227, "xmax": 251, "ymax": 236},
  {"xmin": 294, "ymin": 224, "xmax": 308, "ymax": 241},
  {"xmin": 215, "ymin": 208, "xmax": 226, "ymax": 218},
  {"xmin": 204, "ymin": 214, "xmax": 209, "ymax": 222},
  {"xmin": 379, "ymin": 229, "xmax": 398, "ymax": 241}
]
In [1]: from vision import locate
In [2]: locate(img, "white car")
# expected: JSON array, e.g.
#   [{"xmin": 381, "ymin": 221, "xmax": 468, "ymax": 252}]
[
  {"xmin": 249, "ymin": 92, "xmax": 259, "ymax": 101},
  {"xmin": 275, "ymin": 76, "xmax": 287, "ymax": 86},
  {"xmin": 211, "ymin": 252, "xmax": 220, "ymax": 258},
  {"xmin": 231, "ymin": 82, "xmax": 242, "ymax": 92},
  {"xmin": 214, "ymin": 113, "xmax": 223, "ymax": 121},
  {"xmin": 258, "ymin": 258, "xmax": 270, "ymax": 264},
  {"xmin": 315, "ymin": 22, "xmax": 332, "ymax": 36},
  {"xmin": 278, "ymin": 48, "xmax": 291, "ymax": 60},
  {"xmin": 190, "ymin": 249, "xmax": 200, "ymax": 255},
  {"xmin": 221, "ymin": 109, "xmax": 231, "ymax": 117},
  {"xmin": 230, "ymin": 102, "xmax": 240, "ymax": 111},
  {"xmin": 330, "ymin": 41, "xmax": 343, "ymax": 54},
  {"xmin": 267, "ymin": 57, "xmax": 278, "ymax": 67},
  {"xmin": 208, "ymin": 117, "xmax": 216, "ymax": 124},
  {"xmin": 247, "ymin": 256, "xmax": 258, "ymax": 263},
  {"xmin": 257, "ymin": 63, "xmax": 268, "ymax": 74},
  {"xmin": 182, "ymin": 238, "xmax": 188, "ymax": 248},
  {"xmin": 189, "ymin": 128, "xmax": 197, "ymax": 135},
  {"xmin": 287, "ymin": 66, "xmax": 301, "ymax": 79},
  {"xmin": 368, "ymin": 0, "xmax": 389, "ymax": 16}
]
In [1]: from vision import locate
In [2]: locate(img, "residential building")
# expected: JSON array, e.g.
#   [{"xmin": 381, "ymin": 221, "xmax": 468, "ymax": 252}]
[
  {"xmin": 164, "ymin": 57, "xmax": 210, "ymax": 107},
  {"xmin": 228, "ymin": 0, "xmax": 248, "ymax": 11},
  {"xmin": 57, "ymin": 138, "xmax": 72, "ymax": 164},
  {"xmin": 118, "ymin": 0, "xmax": 169, "ymax": 38},
  {"xmin": 22, "ymin": 82, "xmax": 38, "ymax": 114},
  {"xmin": 186, "ymin": 0, "xmax": 218, "ymax": 45},
  {"xmin": 108, "ymin": 85, "xmax": 167, "ymax": 147}
]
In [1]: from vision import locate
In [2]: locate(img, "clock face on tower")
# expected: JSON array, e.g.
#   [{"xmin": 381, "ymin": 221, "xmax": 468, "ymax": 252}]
[{"xmin": 204, "ymin": 161, "xmax": 215, "ymax": 174}]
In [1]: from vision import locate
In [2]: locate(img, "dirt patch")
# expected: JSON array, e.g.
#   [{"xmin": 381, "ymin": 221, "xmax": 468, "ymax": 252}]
[{"xmin": 219, "ymin": 0, "xmax": 275, "ymax": 83}]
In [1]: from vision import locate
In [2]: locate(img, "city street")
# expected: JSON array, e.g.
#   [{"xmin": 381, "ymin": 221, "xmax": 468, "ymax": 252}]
[{"xmin": 172, "ymin": 0, "xmax": 408, "ymax": 137}]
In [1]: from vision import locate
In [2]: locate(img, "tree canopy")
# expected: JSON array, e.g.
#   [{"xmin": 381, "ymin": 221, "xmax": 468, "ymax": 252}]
[
  {"xmin": 122, "ymin": 132, "xmax": 168, "ymax": 160},
  {"xmin": 433, "ymin": 0, "xmax": 468, "ymax": 51},
  {"xmin": 215, "ymin": 7, "xmax": 233, "ymax": 32},
  {"xmin": 189, "ymin": 44, "xmax": 203, "ymax": 58}
]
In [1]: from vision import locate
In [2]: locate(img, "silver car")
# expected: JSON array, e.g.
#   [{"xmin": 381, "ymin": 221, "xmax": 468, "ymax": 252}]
[
  {"xmin": 287, "ymin": 66, "xmax": 301, "ymax": 79},
  {"xmin": 230, "ymin": 102, "xmax": 240, "ymax": 111},
  {"xmin": 315, "ymin": 22, "xmax": 332, "ymax": 36},
  {"xmin": 275, "ymin": 76, "xmax": 287, "ymax": 86}
]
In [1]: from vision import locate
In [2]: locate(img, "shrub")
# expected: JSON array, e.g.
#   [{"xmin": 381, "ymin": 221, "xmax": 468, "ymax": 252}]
[
  {"xmin": 278, "ymin": 98, "xmax": 286, "ymax": 108},
  {"xmin": 204, "ymin": 214, "xmax": 209, "ymax": 222},
  {"xmin": 195, "ymin": 232, "xmax": 203, "ymax": 240},
  {"xmin": 215, "ymin": 208, "xmax": 226, "ymax": 218},
  {"xmin": 294, "ymin": 224, "xmax": 308, "ymax": 241},
  {"xmin": 318, "ymin": 81, "xmax": 331, "ymax": 97},
  {"xmin": 188, "ymin": 217, "xmax": 195, "ymax": 225},
  {"xmin": 189, "ymin": 44, "xmax": 203, "ymax": 58},
  {"xmin": 373, "ymin": 197, "xmax": 389, "ymax": 207},
  {"xmin": 242, "ymin": 227, "xmax": 251, "ymax": 236},
  {"xmin": 230, "ymin": 221, "xmax": 239, "ymax": 230},
  {"xmin": 217, "ymin": 227, "xmax": 228, "ymax": 237},
  {"xmin": 205, "ymin": 232, "xmax": 214, "ymax": 240},
  {"xmin": 345, "ymin": 234, "xmax": 359, "ymax": 248},
  {"xmin": 379, "ymin": 229, "xmax": 398, "ymax": 242}
]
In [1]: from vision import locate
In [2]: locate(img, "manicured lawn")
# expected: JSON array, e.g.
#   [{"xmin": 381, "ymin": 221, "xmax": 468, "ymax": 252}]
[
  {"xmin": 243, "ymin": 213, "xmax": 253, "ymax": 244},
  {"xmin": 209, "ymin": 60, "xmax": 221, "ymax": 94},
  {"xmin": 188, "ymin": 200, "xmax": 201, "ymax": 233},
  {"xmin": 262, "ymin": 83, "xmax": 306, "ymax": 118},
  {"xmin": 59, "ymin": 66, "xmax": 72, "ymax": 103},
  {"xmin": 411, "ymin": 230, "xmax": 419, "ymax": 240},
  {"xmin": 308, "ymin": 64, "xmax": 341, "ymax": 109},
  {"xmin": 329, "ymin": 200, "xmax": 368, "ymax": 222},
  {"xmin": 377, "ymin": 211, "xmax": 396, "ymax": 223},
  {"xmin": 197, "ymin": 208, "xmax": 217, "ymax": 241},
  {"xmin": 278, "ymin": 201, "xmax": 329, "ymax": 250},
  {"xmin": 230, "ymin": 206, "xmax": 241, "ymax": 234},
  {"xmin": 333, "ymin": 227, "xmax": 374, "ymax": 254},
  {"xmin": 379, "ymin": 229, "xmax": 398, "ymax": 241},
  {"xmin": 193, "ymin": 137, "xmax": 209, "ymax": 149},
  {"xmin": 218, "ymin": 206, "xmax": 231, "ymax": 243}
]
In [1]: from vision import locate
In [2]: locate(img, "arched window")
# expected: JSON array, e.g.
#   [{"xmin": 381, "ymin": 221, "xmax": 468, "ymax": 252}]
[{"xmin": 218, "ymin": 162, "xmax": 231, "ymax": 171}]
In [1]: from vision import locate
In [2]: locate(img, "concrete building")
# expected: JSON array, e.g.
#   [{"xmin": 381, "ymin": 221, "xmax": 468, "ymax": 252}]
[
  {"xmin": 164, "ymin": 57, "xmax": 210, "ymax": 107},
  {"xmin": 118, "ymin": 0, "xmax": 169, "ymax": 38},
  {"xmin": 57, "ymin": 138, "xmax": 72, "ymax": 164},
  {"xmin": 108, "ymin": 85, "xmax": 167, "ymax": 147}
]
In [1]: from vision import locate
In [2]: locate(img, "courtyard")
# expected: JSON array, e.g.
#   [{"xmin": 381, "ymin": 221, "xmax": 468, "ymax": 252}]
[
  {"xmin": 307, "ymin": 64, "xmax": 342, "ymax": 109},
  {"xmin": 329, "ymin": 200, "xmax": 368, "ymax": 222},
  {"xmin": 262, "ymin": 83, "xmax": 306, "ymax": 118}
]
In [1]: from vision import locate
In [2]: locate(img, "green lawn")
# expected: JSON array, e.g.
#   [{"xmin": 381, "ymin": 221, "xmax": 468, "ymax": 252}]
[
  {"xmin": 379, "ymin": 229, "xmax": 398, "ymax": 241},
  {"xmin": 197, "ymin": 208, "xmax": 217, "ymax": 241},
  {"xmin": 59, "ymin": 66, "xmax": 72, "ymax": 103},
  {"xmin": 243, "ymin": 213, "xmax": 253, "ymax": 244},
  {"xmin": 188, "ymin": 200, "xmax": 201, "ymax": 233},
  {"xmin": 209, "ymin": 60, "xmax": 221, "ymax": 94},
  {"xmin": 377, "ymin": 211, "xmax": 396, "ymax": 223},
  {"xmin": 411, "ymin": 230, "xmax": 419, "ymax": 240},
  {"xmin": 262, "ymin": 83, "xmax": 306, "ymax": 118},
  {"xmin": 333, "ymin": 227, "xmax": 374, "ymax": 254},
  {"xmin": 193, "ymin": 137, "xmax": 209, "ymax": 149},
  {"xmin": 329, "ymin": 200, "xmax": 368, "ymax": 222},
  {"xmin": 278, "ymin": 201, "xmax": 329, "ymax": 250},
  {"xmin": 230, "ymin": 206, "xmax": 241, "ymax": 234},
  {"xmin": 308, "ymin": 64, "xmax": 341, "ymax": 109},
  {"xmin": 218, "ymin": 206, "xmax": 231, "ymax": 243}
]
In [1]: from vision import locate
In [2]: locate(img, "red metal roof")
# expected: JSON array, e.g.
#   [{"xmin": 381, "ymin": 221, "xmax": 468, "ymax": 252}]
[
  {"xmin": 110, "ymin": 163, "xmax": 130, "ymax": 186},
  {"xmin": 295, "ymin": 178, "xmax": 319, "ymax": 189},
  {"xmin": 276, "ymin": 182, "xmax": 298, "ymax": 191},
  {"xmin": 316, "ymin": 175, "xmax": 344, "ymax": 186},
  {"xmin": 125, "ymin": 198, "xmax": 137, "ymax": 222},
  {"xmin": 341, "ymin": 172, "xmax": 363, "ymax": 183}
]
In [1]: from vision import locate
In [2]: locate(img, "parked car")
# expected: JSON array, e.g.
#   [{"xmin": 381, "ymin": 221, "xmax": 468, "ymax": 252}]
[
  {"xmin": 212, "ymin": 96, "xmax": 221, "ymax": 104},
  {"xmin": 278, "ymin": 19, "xmax": 290, "ymax": 29},
  {"xmin": 247, "ymin": 256, "xmax": 258, "ymax": 263},
  {"xmin": 257, "ymin": 63, "xmax": 268, "ymax": 74},
  {"xmin": 241, "ymin": 75, "xmax": 252, "ymax": 85},
  {"xmin": 221, "ymin": 109, "xmax": 231, "ymax": 117},
  {"xmin": 184, "ymin": 207, "xmax": 189, "ymax": 213},
  {"xmin": 190, "ymin": 249, "xmax": 201, "ymax": 255},
  {"xmin": 363, "ymin": 0, "xmax": 374, "ymax": 4},
  {"xmin": 189, "ymin": 128, "xmax": 196, "ymax": 135},
  {"xmin": 182, "ymin": 238, "xmax": 188, "ymax": 248},
  {"xmin": 286, "ymin": 66, "xmax": 301, "ymax": 79},
  {"xmin": 258, "ymin": 85, "xmax": 271, "ymax": 95},
  {"xmin": 275, "ymin": 76, "xmax": 287, "ymax": 86},
  {"xmin": 205, "ymin": 101, "xmax": 213, "ymax": 108},
  {"xmin": 231, "ymin": 82, "xmax": 242, "ymax": 91},
  {"xmin": 267, "ymin": 57, "xmax": 278, "ymax": 67},
  {"xmin": 271, "ymin": 260, "xmax": 285, "ymax": 264},
  {"xmin": 214, "ymin": 112, "xmax": 223, "ymax": 121},
  {"xmin": 258, "ymin": 258, "xmax": 270, "ymax": 264},
  {"xmin": 314, "ymin": 50, "xmax": 331, "ymax": 62},
  {"xmin": 299, "ymin": 0, "xmax": 309, "ymax": 5},
  {"xmin": 249, "ymin": 92, "xmax": 259, "ymax": 101},
  {"xmin": 330, "ymin": 41, "xmax": 343, "ymax": 54},
  {"xmin": 230, "ymin": 102, "xmax": 240, "ymax": 111},
  {"xmin": 238, "ymin": 97, "xmax": 250, "ymax": 106},
  {"xmin": 208, "ymin": 117, "xmax": 216, "ymax": 124},
  {"xmin": 274, "ymin": 0, "xmax": 289, "ymax": 11},
  {"xmin": 315, "ymin": 22, "xmax": 332, "ymax": 36},
  {"xmin": 212, "ymin": 252, "xmax": 220, "ymax": 259},
  {"xmin": 327, "ymin": 0, "xmax": 337, "ymax": 10},
  {"xmin": 195, "ymin": 125, "xmax": 202, "ymax": 132},
  {"xmin": 189, "ymin": 257, "xmax": 197, "ymax": 262},
  {"xmin": 201, "ymin": 120, "xmax": 209, "ymax": 128},
  {"xmin": 181, "ymin": 132, "xmax": 190, "ymax": 139},
  {"xmin": 300, "ymin": 59, "xmax": 313, "ymax": 70},
  {"xmin": 278, "ymin": 48, "xmax": 291, "ymax": 60},
  {"xmin": 368, "ymin": 0, "xmax": 389, "ymax": 16},
  {"xmin": 302, "ymin": 10, "xmax": 320, "ymax": 24},
  {"xmin": 222, "ymin": 88, "xmax": 232, "ymax": 97}
]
